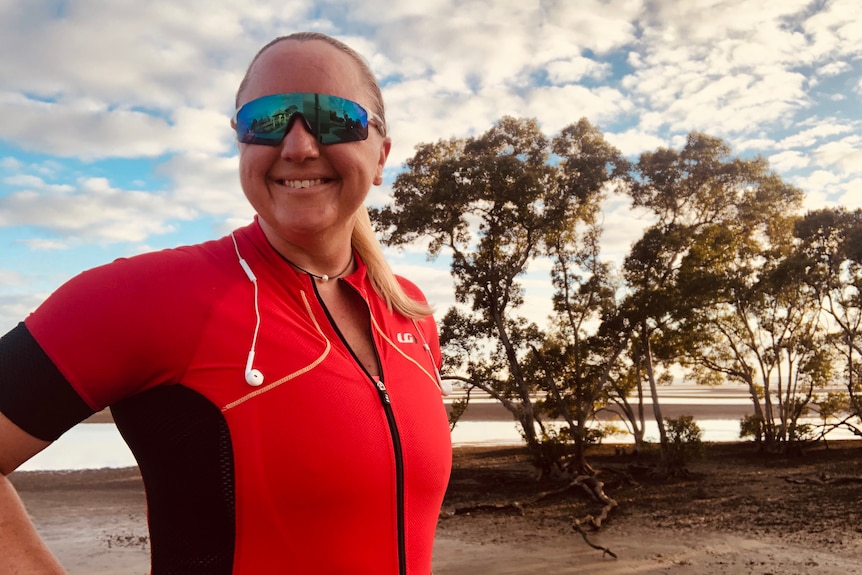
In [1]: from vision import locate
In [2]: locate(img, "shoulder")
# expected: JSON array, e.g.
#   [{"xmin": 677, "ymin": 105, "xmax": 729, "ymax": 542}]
[
  {"xmin": 75, "ymin": 233, "xmax": 240, "ymax": 296},
  {"xmin": 27, "ymin": 231, "xmax": 246, "ymax": 333},
  {"xmin": 394, "ymin": 275, "xmax": 428, "ymax": 303}
]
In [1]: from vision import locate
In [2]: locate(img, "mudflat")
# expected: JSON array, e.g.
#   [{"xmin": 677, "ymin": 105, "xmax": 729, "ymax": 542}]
[{"xmin": 11, "ymin": 441, "xmax": 862, "ymax": 574}]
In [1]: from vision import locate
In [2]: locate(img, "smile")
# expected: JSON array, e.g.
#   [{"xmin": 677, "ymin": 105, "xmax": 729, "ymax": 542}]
[{"xmin": 279, "ymin": 178, "xmax": 326, "ymax": 189}]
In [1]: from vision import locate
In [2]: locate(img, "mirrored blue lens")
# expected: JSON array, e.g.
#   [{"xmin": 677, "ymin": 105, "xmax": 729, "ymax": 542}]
[{"xmin": 234, "ymin": 93, "xmax": 370, "ymax": 145}]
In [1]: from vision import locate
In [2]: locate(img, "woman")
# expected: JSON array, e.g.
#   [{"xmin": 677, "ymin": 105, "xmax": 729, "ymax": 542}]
[{"xmin": 0, "ymin": 33, "xmax": 452, "ymax": 574}]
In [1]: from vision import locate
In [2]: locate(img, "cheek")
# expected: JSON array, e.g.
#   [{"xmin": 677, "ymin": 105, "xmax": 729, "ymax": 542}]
[{"xmin": 238, "ymin": 146, "xmax": 271, "ymax": 184}]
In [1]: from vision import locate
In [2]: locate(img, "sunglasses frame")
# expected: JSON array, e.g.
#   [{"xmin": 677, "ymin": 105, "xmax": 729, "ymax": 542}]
[{"xmin": 233, "ymin": 92, "xmax": 385, "ymax": 146}]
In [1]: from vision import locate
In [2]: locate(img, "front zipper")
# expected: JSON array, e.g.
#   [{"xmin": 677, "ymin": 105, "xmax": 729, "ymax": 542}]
[
  {"xmin": 311, "ymin": 281, "xmax": 407, "ymax": 575},
  {"xmin": 372, "ymin": 376, "xmax": 407, "ymax": 575}
]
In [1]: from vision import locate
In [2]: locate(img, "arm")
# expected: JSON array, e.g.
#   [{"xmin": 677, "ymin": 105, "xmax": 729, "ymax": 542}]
[{"xmin": 0, "ymin": 412, "xmax": 67, "ymax": 574}]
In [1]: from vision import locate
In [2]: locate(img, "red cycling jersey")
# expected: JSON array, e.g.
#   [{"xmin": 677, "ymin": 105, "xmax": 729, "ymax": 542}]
[{"xmin": 13, "ymin": 219, "xmax": 452, "ymax": 574}]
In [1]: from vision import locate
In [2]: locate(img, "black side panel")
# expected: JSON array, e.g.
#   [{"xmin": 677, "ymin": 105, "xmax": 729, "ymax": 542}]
[
  {"xmin": 0, "ymin": 322, "xmax": 94, "ymax": 441},
  {"xmin": 111, "ymin": 385, "xmax": 236, "ymax": 575}
]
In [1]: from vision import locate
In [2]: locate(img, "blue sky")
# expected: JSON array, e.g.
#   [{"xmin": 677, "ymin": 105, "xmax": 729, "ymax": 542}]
[{"xmin": 1, "ymin": 0, "xmax": 861, "ymax": 334}]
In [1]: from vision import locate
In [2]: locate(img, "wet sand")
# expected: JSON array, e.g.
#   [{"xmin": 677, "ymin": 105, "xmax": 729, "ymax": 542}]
[{"xmin": 12, "ymin": 441, "xmax": 862, "ymax": 575}]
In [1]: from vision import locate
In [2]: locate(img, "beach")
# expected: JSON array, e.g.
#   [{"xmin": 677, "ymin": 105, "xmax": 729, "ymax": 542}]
[{"xmin": 11, "ymin": 440, "xmax": 862, "ymax": 574}]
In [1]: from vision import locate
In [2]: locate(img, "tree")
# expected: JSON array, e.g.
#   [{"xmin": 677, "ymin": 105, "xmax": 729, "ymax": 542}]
[
  {"xmin": 373, "ymin": 116, "xmax": 555, "ymax": 449},
  {"xmin": 794, "ymin": 207, "xmax": 862, "ymax": 437},
  {"xmin": 620, "ymin": 132, "xmax": 808, "ymax": 458},
  {"xmin": 531, "ymin": 119, "xmax": 630, "ymax": 473},
  {"xmin": 372, "ymin": 117, "xmax": 627, "ymax": 463},
  {"xmin": 650, "ymin": 137, "xmax": 818, "ymax": 451}
]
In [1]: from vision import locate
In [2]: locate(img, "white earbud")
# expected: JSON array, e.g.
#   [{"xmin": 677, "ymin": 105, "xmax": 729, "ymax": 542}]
[
  {"xmin": 245, "ymin": 368, "xmax": 264, "ymax": 386},
  {"xmin": 422, "ymin": 341, "xmax": 451, "ymax": 396},
  {"xmin": 232, "ymin": 232, "xmax": 265, "ymax": 387},
  {"xmin": 238, "ymin": 258, "xmax": 256, "ymax": 282},
  {"xmin": 436, "ymin": 365, "xmax": 453, "ymax": 397},
  {"xmin": 245, "ymin": 351, "xmax": 264, "ymax": 386}
]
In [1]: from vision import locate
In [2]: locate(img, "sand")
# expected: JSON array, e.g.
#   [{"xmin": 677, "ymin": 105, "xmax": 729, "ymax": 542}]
[{"xmin": 11, "ymin": 441, "xmax": 862, "ymax": 574}]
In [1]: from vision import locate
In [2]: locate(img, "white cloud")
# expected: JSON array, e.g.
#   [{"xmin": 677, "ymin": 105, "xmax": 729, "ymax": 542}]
[
  {"xmin": 768, "ymin": 150, "xmax": 809, "ymax": 173},
  {"xmin": 528, "ymin": 84, "xmax": 632, "ymax": 135},
  {"xmin": 604, "ymin": 129, "xmax": 667, "ymax": 158},
  {"xmin": 803, "ymin": 0, "xmax": 862, "ymax": 60},
  {"xmin": 600, "ymin": 196, "xmax": 653, "ymax": 267},
  {"xmin": 835, "ymin": 180, "xmax": 862, "ymax": 209},
  {"xmin": 3, "ymin": 174, "xmax": 75, "ymax": 193},
  {"xmin": 1, "ymin": 157, "xmax": 23, "ymax": 170},
  {"xmin": 778, "ymin": 122, "xmax": 855, "ymax": 150},
  {"xmin": 0, "ymin": 0, "xmax": 860, "ymax": 337},
  {"xmin": 18, "ymin": 238, "xmax": 71, "ymax": 251},
  {"xmin": 818, "ymin": 61, "xmax": 852, "ymax": 77},
  {"xmin": 0, "ymin": 94, "xmax": 173, "ymax": 160},
  {"xmin": 812, "ymin": 136, "xmax": 862, "ymax": 175},
  {"xmin": 158, "ymin": 152, "xmax": 252, "ymax": 218},
  {"xmin": 538, "ymin": 0, "xmax": 642, "ymax": 54},
  {"xmin": 0, "ymin": 176, "xmax": 197, "ymax": 243},
  {"xmin": 545, "ymin": 58, "xmax": 610, "ymax": 85},
  {"xmin": 0, "ymin": 293, "xmax": 40, "ymax": 334},
  {"xmin": 0, "ymin": 269, "xmax": 24, "ymax": 287},
  {"xmin": 794, "ymin": 169, "xmax": 843, "ymax": 207}
]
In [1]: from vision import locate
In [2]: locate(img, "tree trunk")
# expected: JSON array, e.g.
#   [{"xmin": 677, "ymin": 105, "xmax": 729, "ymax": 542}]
[{"xmin": 641, "ymin": 325, "xmax": 668, "ymax": 454}]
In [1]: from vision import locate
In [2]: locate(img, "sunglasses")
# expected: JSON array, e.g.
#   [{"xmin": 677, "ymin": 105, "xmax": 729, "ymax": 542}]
[{"xmin": 233, "ymin": 92, "xmax": 384, "ymax": 146}]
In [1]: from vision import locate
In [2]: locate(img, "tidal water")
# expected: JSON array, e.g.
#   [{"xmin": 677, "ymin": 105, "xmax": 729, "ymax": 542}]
[{"xmin": 17, "ymin": 383, "xmax": 859, "ymax": 471}]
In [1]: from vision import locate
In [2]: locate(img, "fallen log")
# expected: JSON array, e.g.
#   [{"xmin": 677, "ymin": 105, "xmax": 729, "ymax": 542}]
[
  {"xmin": 442, "ymin": 473, "xmax": 619, "ymax": 559},
  {"xmin": 782, "ymin": 473, "xmax": 862, "ymax": 486}
]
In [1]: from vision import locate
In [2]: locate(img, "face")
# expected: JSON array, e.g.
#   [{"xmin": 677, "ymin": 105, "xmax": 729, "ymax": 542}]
[{"xmin": 236, "ymin": 40, "xmax": 391, "ymax": 253}]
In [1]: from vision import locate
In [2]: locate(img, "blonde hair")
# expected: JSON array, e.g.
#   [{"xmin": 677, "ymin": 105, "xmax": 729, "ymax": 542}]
[{"xmin": 238, "ymin": 32, "xmax": 432, "ymax": 319}]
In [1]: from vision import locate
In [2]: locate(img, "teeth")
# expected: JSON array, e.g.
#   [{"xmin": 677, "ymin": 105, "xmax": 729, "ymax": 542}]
[{"xmin": 281, "ymin": 179, "xmax": 324, "ymax": 189}]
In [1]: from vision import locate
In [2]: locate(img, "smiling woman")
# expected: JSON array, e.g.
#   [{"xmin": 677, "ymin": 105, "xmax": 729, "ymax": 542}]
[{"xmin": 0, "ymin": 32, "xmax": 452, "ymax": 575}]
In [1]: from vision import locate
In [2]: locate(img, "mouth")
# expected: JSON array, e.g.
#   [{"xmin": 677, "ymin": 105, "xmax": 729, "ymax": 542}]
[{"xmin": 275, "ymin": 178, "xmax": 328, "ymax": 189}]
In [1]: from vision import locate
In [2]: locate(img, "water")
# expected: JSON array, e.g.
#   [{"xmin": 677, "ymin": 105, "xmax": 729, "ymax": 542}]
[
  {"xmin": 451, "ymin": 417, "xmax": 861, "ymax": 446},
  {"xmin": 14, "ymin": 383, "xmax": 856, "ymax": 470},
  {"xmin": 18, "ymin": 416, "xmax": 860, "ymax": 471},
  {"xmin": 20, "ymin": 424, "xmax": 135, "ymax": 471}
]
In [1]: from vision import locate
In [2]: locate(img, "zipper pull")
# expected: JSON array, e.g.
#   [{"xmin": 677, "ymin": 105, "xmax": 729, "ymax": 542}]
[{"xmin": 375, "ymin": 379, "xmax": 391, "ymax": 404}]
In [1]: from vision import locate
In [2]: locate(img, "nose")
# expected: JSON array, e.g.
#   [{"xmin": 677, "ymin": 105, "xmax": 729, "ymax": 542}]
[{"xmin": 279, "ymin": 114, "xmax": 319, "ymax": 161}]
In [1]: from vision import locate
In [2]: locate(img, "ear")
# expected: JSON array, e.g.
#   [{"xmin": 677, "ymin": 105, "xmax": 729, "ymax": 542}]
[
  {"xmin": 230, "ymin": 118, "xmax": 240, "ymax": 151},
  {"xmin": 373, "ymin": 137, "xmax": 392, "ymax": 186}
]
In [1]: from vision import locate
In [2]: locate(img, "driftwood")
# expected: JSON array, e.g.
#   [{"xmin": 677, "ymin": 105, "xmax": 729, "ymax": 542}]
[
  {"xmin": 442, "ymin": 473, "xmax": 619, "ymax": 559},
  {"xmin": 782, "ymin": 472, "xmax": 862, "ymax": 486}
]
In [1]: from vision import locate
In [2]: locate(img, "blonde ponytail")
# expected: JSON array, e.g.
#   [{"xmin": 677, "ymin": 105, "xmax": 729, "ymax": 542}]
[{"xmin": 352, "ymin": 206, "xmax": 434, "ymax": 319}]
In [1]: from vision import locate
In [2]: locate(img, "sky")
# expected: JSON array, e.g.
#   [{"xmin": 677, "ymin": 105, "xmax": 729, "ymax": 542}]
[{"xmin": 0, "ymin": 0, "xmax": 860, "ymax": 335}]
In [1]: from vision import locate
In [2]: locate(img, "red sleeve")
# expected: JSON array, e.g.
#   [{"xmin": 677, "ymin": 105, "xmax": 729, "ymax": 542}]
[{"xmin": 24, "ymin": 247, "xmax": 224, "ymax": 411}]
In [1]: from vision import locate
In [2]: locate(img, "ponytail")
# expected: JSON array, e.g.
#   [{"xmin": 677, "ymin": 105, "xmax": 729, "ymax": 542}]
[{"xmin": 352, "ymin": 206, "xmax": 434, "ymax": 319}]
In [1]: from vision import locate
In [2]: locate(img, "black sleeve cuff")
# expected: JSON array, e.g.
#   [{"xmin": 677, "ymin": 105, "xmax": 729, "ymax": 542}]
[{"xmin": 0, "ymin": 322, "xmax": 96, "ymax": 441}]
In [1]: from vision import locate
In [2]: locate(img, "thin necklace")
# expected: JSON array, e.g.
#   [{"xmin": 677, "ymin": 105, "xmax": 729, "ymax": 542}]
[{"xmin": 284, "ymin": 252, "xmax": 355, "ymax": 282}]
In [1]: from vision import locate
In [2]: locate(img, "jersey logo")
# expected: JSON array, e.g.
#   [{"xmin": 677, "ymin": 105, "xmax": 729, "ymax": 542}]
[{"xmin": 396, "ymin": 332, "xmax": 416, "ymax": 344}]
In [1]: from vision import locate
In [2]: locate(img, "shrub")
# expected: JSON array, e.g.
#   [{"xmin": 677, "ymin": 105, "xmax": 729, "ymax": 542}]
[{"xmin": 664, "ymin": 415, "xmax": 705, "ymax": 468}]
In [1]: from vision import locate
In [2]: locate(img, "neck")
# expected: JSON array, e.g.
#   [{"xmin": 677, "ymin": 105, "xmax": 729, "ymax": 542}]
[
  {"xmin": 256, "ymin": 217, "xmax": 355, "ymax": 281},
  {"xmin": 282, "ymin": 251, "xmax": 355, "ymax": 282}
]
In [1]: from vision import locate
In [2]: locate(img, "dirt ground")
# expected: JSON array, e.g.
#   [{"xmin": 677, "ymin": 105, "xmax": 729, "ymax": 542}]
[
  {"xmin": 435, "ymin": 440, "xmax": 862, "ymax": 574},
  {"xmin": 11, "ymin": 441, "xmax": 862, "ymax": 574}
]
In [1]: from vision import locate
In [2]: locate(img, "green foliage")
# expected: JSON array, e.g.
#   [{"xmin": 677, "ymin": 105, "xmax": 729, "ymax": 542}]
[
  {"xmin": 527, "ymin": 425, "xmax": 606, "ymax": 477},
  {"xmin": 817, "ymin": 391, "xmax": 850, "ymax": 421},
  {"xmin": 739, "ymin": 414, "xmax": 765, "ymax": 440},
  {"xmin": 447, "ymin": 397, "xmax": 468, "ymax": 431},
  {"xmin": 664, "ymin": 415, "xmax": 705, "ymax": 467},
  {"xmin": 527, "ymin": 427, "xmax": 576, "ymax": 476},
  {"xmin": 372, "ymin": 116, "xmax": 862, "ymax": 465}
]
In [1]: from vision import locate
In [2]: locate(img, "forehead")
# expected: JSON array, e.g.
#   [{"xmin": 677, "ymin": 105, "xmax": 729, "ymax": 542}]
[{"xmin": 239, "ymin": 40, "xmax": 370, "ymax": 108}]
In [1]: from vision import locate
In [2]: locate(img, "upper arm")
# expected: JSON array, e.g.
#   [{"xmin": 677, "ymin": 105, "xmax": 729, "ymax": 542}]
[
  {"xmin": 0, "ymin": 322, "xmax": 91, "ymax": 474},
  {"xmin": 0, "ymin": 323, "xmax": 95, "ymax": 443}
]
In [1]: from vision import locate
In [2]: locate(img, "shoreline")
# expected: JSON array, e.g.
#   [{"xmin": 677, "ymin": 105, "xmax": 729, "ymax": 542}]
[{"xmin": 84, "ymin": 400, "xmax": 756, "ymax": 424}]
